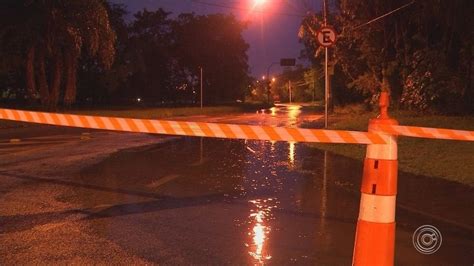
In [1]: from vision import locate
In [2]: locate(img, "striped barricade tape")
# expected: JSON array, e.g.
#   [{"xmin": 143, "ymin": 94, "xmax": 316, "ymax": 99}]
[
  {"xmin": 372, "ymin": 124, "xmax": 474, "ymax": 142},
  {"xmin": 0, "ymin": 108, "xmax": 386, "ymax": 144}
]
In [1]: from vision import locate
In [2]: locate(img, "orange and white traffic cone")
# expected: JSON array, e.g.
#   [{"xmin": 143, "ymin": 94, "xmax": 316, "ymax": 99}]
[{"xmin": 352, "ymin": 92, "xmax": 399, "ymax": 266}]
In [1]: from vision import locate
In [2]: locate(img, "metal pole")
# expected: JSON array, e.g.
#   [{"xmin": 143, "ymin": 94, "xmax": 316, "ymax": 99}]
[
  {"xmin": 323, "ymin": 0, "xmax": 329, "ymax": 128},
  {"xmin": 200, "ymin": 67, "xmax": 203, "ymax": 109},
  {"xmin": 288, "ymin": 80, "xmax": 292, "ymax": 103},
  {"xmin": 312, "ymin": 68, "xmax": 315, "ymax": 103},
  {"xmin": 267, "ymin": 62, "xmax": 278, "ymax": 104},
  {"xmin": 325, "ymin": 48, "xmax": 328, "ymax": 128}
]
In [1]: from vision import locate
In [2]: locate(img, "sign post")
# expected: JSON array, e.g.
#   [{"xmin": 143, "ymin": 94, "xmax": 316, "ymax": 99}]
[{"xmin": 316, "ymin": 26, "xmax": 337, "ymax": 128}]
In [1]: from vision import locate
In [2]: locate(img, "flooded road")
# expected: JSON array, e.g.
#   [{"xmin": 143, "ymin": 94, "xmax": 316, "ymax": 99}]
[
  {"xmin": 1, "ymin": 104, "xmax": 473, "ymax": 264},
  {"xmin": 65, "ymin": 137, "xmax": 472, "ymax": 265}
]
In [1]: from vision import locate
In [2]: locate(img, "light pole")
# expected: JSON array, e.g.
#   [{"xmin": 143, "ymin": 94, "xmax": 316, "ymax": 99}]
[
  {"xmin": 266, "ymin": 62, "xmax": 279, "ymax": 103},
  {"xmin": 288, "ymin": 80, "xmax": 292, "ymax": 103},
  {"xmin": 323, "ymin": 0, "xmax": 329, "ymax": 128}
]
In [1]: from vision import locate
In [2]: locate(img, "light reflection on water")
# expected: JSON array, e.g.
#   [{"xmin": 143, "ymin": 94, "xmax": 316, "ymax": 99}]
[
  {"xmin": 288, "ymin": 141, "xmax": 296, "ymax": 168},
  {"xmin": 287, "ymin": 105, "xmax": 302, "ymax": 126},
  {"xmin": 270, "ymin": 107, "xmax": 277, "ymax": 116},
  {"xmin": 247, "ymin": 198, "xmax": 275, "ymax": 264},
  {"xmin": 270, "ymin": 140, "xmax": 276, "ymax": 152}
]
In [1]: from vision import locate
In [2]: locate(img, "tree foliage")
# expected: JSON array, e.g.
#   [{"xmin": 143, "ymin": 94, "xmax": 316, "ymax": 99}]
[
  {"xmin": 0, "ymin": 0, "xmax": 116, "ymax": 109},
  {"xmin": 0, "ymin": 2, "xmax": 251, "ymax": 108},
  {"xmin": 172, "ymin": 13, "xmax": 250, "ymax": 104},
  {"xmin": 299, "ymin": 0, "xmax": 474, "ymax": 113}
]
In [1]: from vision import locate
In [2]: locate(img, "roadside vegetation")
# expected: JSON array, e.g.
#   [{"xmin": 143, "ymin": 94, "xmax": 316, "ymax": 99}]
[
  {"xmin": 304, "ymin": 105, "xmax": 474, "ymax": 186},
  {"xmin": 0, "ymin": 1, "xmax": 251, "ymax": 109},
  {"xmin": 299, "ymin": 1, "xmax": 473, "ymax": 115},
  {"xmin": 70, "ymin": 105, "xmax": 260, "ymax": 119}
]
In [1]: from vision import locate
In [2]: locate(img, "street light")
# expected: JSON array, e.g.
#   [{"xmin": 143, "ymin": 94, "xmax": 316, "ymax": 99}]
[{"xmin": 252, "ymin": 0, "xmax": 267, "ymax": 8}]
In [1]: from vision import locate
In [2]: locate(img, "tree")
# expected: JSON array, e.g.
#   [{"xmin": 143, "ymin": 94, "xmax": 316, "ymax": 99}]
[
  {"xmin": 299, "ymin": 0, "xmax": 473, "ymax": 113},
  {"xmin": 126, "ymin": 8, "xmax": 186, "ymax": 103},
  {"xmin": 0, "ymin": 0, "xmax": 116, "ymax": 108},
  {"xmin": 271, "ymin": 66, "xmax": 311, "ymax": 103},
  {"xmin": 303, "ymin": 67, "xmax": 324, "ymax": 101},
  {"xmin": 77, "ymin": 2, "xmax": 129, "ymax": 105},
  {"xmin": 173, "ymin": 13, "xmax": 251, "ymax": 104}
]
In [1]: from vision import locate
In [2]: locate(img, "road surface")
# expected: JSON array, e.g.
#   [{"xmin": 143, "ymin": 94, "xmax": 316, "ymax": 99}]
[{"xmin": 0, "ymin": 104, "xmax": 473, "ymax": 265}]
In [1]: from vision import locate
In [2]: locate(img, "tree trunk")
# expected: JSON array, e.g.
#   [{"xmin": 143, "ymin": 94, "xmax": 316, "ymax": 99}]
[
  {"xmin": 64, "ymin": 52, "xmax": 78, "ymax": 106},
  {"xmin": 26, "ymin": 45, "xmax": 37, "ymax": 101},
  {"xmin": 48, "ymin": 55, "xmax": 62, "ymax": 110},
  {"xmin": 37, "ymin": 48, "xmax": 50, "ymax": 107}
]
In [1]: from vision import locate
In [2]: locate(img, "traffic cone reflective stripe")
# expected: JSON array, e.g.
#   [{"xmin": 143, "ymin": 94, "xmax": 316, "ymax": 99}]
[
  {"xmin": 361, "ymin": 159, "xmax": 398, "ymax": 195},
  {"xmin": 358, "ymin": 193, "xmax": 396, "ymax": 223},
  {"xmin": 366, "ymin": 134, "xmax": 398, "ymax": 160}
]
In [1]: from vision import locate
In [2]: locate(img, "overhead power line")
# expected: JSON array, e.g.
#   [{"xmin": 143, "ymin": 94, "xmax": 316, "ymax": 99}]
[
  {"xmin": 189, "ymin": 0, "xmax": 306, "ymax": 17},
  {"xmin": 352, "ymin": 0, "xmax": 416, "ymax": 30}
]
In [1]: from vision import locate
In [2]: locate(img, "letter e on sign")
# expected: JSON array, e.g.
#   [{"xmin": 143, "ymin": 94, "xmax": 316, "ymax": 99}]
[{"xmin": 316, "ymin": 26, "xmax": 337, "ymax": 47}]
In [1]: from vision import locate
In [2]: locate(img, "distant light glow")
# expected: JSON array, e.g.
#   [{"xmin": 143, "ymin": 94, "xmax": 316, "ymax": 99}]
[
  {"xmin": 252, "ymin": 0, "xmax": 267, "ymax": 9},
  {"xmin": 245, "ymin": 0, "xmax": 275, "ymax": 21},
  {"xmin": 288, "ymin": 105, "xmax": 302, "ymax": 125},
  {"xmin": 270, "ymin": 107, "xmax": 277, "ymax": 116},
  {"xmin": 289, "ymin": 141, "xmax": 296, "ymax": 167}
]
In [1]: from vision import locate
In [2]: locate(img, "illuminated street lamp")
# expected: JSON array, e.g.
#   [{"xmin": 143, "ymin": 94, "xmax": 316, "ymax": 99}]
[
  {"xmin": 252, "ymin": 0, "xmax": 267, "ymax": 8},
  {"xmin": 271, "ymin": 77, "xmax": 276, "ymax": 83}
]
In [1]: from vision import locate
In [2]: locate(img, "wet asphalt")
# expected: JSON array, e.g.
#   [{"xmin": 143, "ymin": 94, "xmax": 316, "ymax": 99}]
[{"xmin": 0, "ymin": 105, "xmax": 473, "ymax": 265}]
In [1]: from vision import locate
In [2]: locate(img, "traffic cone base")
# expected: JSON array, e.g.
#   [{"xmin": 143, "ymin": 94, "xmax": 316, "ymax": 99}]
[{"xmin": 353, "ymin": 220, "xmax": 395, "ymax": 266}]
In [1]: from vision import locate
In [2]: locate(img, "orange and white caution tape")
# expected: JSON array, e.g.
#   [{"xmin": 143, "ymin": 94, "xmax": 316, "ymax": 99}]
[
  {"xmin": 372, "ymin": 124, "xmax": 474, "ymax": 142},
  {"xmin": 0, "ymin": 108, "xmax": 386, "ymax": 144}
]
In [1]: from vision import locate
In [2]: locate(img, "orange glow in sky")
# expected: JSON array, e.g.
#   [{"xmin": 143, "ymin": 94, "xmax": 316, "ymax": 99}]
[
  {"xmin": 252, "ymin": 0, "xmax": 267, "ymax": 9},
  {"xmin": 241, "ymin": 0, "xmax": 280, "ymax": 23},
  {"xmin": 247, "ymin": 0, "xmax": 271, "ymax": 16}
]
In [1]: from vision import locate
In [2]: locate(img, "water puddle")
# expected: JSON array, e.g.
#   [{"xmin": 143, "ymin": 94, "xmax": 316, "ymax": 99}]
[{"xmin": 61, "ymin": 136, "xmax": 473, "ymax": 264}]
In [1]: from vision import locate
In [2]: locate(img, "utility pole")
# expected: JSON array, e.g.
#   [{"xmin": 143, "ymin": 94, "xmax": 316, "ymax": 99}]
[
  {"xmin": 288, "ymin": 80, "xmax": 292, "ymax": 103},
  {"xmin": 323, "ymin": 0, "xmax": 329, "ymax": 128},
  {"xmin": 200, "ymin": 67, "xmax": 203, "ymax": 109},
  {"xmin": 312, "ymin": 67, "xmax": 316, "ymax": 103},
  {"xmin": 266, "ymin": 62, "xmax": 279, "ymax": 104}
]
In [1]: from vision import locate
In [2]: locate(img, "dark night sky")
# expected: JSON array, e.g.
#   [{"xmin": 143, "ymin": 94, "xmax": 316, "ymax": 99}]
[{"xmin": 111, "ymin": 0, "xmax": 321, "ymax": 78}]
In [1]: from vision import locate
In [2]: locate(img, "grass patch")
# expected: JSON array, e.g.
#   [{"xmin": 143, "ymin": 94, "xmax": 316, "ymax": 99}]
[
  {"xmin": 71, "ymin": 106, "xmax": 244, "ymax": 119},
  {"xmin": 307, "ymin": 106, "xmax": 474, "ymax": 186}
]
